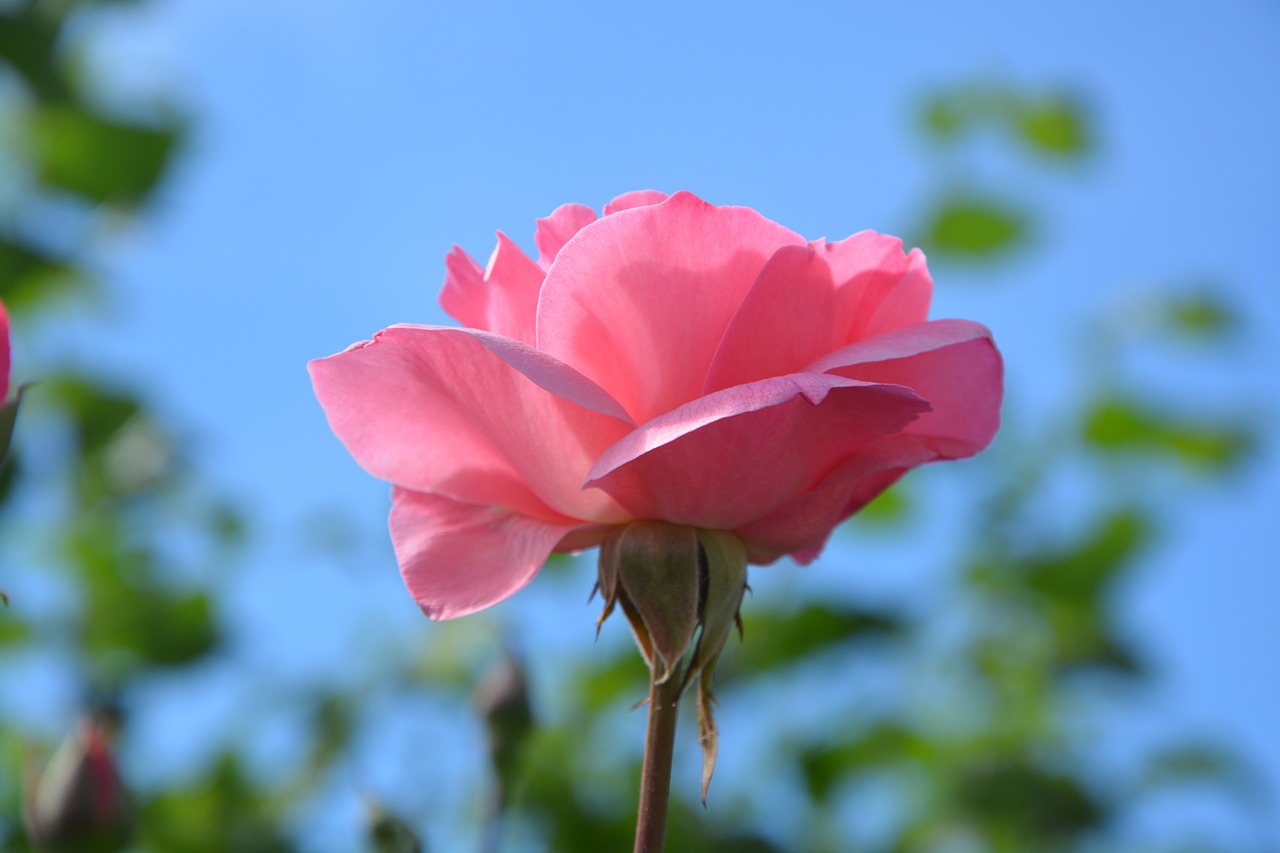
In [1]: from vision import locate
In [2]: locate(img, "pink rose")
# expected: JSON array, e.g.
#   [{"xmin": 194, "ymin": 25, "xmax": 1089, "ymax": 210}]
[{"xmin": 310, "ymin": 191, "xmax": 1002, "ymax": 620}]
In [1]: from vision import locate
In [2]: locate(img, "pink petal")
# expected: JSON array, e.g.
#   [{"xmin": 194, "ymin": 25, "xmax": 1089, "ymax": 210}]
[
  {"xmin": 538, "ymin": 191, "xmax": 805, "ymax": 423},
  {"xmin": 438, "ymin": 232, "xmax": 544, "ymax": 345},
  {"xmin": 0, "ymin": 300, "xmax": 9, "ymax": 401},
  {"xmin": 439, "ymin": 245, "xmax": 487, "ymax": 328},
  {"xmin": 584, "ymin": 372, "xmax": 930, "ymax": 531},
  {"xmin": 808, "ymin": 319, "xmax": 1003, "ymax": 456},
  {"xmin": 309, "ymin": 325, "xmax": 634, "ymax": 523},
  {"xmin": 535, "ymin": 203, "xmax": 597, "ymax": 269},
  {"xmin": 735, "ymin": 465, "xmax": 907, "ymax": 563},
  {"xmin": 602, "ymin": 190, "xmax": 670, "ymax": 216},
  {"xmin": 703, "ymin": 244, "xmax": 838, "ymax": 394},
  {"xmin": 391, "ymin": 487, "xmax": 588, "ymax": 620},
  {"xmin": 819, "ymin": 232, "xmax": 933, "ymax": 345}
]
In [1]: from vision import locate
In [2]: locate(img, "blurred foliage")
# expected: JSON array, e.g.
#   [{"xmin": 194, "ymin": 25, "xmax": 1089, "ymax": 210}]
[
  {"xmin": 921, "ymin": 81, "xmax": 1092, "ymax": 159},
  {"xmin": 0, "ymin": 8, "xmax": 1269, "ymax": 853},
  {"xmin": 919, "ymin": 194, "xmax": 1029, "ymax": 259}
]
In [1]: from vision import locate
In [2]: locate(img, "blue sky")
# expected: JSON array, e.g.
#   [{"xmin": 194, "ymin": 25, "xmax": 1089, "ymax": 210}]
[{"xmin": 9, "ymin": 0, "xmax": 1277, "ymax": 848}]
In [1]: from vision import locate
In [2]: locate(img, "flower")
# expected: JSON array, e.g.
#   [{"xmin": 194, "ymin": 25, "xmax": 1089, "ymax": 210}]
[
  {"xmin": 26, "ymin": 709, "xmax": 133, "ymax": 853},
  {"xmin": 310, "ymin": 191, "xmax": 1002, "ymax": 620}
]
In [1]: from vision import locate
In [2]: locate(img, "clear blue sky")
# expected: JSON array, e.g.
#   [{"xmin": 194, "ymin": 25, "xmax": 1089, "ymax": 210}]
[{"xmin": 15, "ymin": 1, "xmax": 1278, "ymax": 848}]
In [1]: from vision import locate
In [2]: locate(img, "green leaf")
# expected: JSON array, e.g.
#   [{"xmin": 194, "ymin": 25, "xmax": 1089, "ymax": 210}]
[
  {"xmin": 956, "ymin": 759, "xmax": 1107, "ymax": 841},
  {"xmin": 0, "ymin": 234, "xmax": 91, "ymax": 313},
  {"xmin": 726, "ymin": 602, "xmax": 905, "ymax": 677},
  {"xmin": 0, "ymin": 8, "xmax": 69, "ymax": 101},
  {"xmin": 919, "ymin": 196, "xmax": 1029, "ymax": 260},
  {"xmin": 1083, "ymin": 398, "xmax": 1253, "ymax": 471},
  {"xmin": 921, "ymin": 93, "xmax": 968, "ymax": 139},
  {"xmin": 31, "ymin": 106, "xmax": 181, "ymax": 205},
  {"xmin": 81, "ymin": 582, "xmax": 220, "ymax": 669},
  {"xmin": 799, "ymin": 723, "xmax": 928, "ymax": 801},
  {"xmin": 1163, "ymin": 291, "xmax": 1237, "ymax": 341},
  {"xmin": 1024, "ymin": 510, "xmax": 1150, "ymax": 602},
  {"xmin": 1137, "ymin": 743, "xmax": 1259, "ymax": 799},
  {"xmin": 1015, "ymin": 96, "xmax": 1090, "ymax": 158}
]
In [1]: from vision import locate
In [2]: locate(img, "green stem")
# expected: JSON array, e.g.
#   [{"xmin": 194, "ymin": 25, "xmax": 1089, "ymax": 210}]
[{"xmin": 633, "ymin": 671, "xmax": 683, "ymax": 853}]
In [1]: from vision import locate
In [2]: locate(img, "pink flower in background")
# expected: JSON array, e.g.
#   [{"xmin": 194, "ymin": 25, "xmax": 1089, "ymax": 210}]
[
  {"xmin": 1, "ymin": 299, "xmax": 10, "ymax": 402},
  {"xmin": 310, "ymin": 191, "xmax": 1003, "ymax": 619}
]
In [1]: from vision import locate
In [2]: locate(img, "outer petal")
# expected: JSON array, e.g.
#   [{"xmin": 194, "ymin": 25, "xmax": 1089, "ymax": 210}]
[
  {"xmin": 602, "ymin": 189, "xmax": 669, "ymax": 215},
  {"xmin": 808, "ymin": 319, "xmax": 1003, "ymax": 456},
  {"xmin": 538, "ymin": 191, "xmax": 805, "ymax": 423},
  {"xmin": 391, "ymin": 487, "xmax": 588, "ymax": 620},
  {"xmin": 820, "ymin": 232, "xmax": 933, "ymax": 345},
  {"xmin": 584, "ymin": 372, "xmax": 930, "ymax": 530},
  {"xmin": 735, "ymin": 465, "xmax": 906, "ymax": 564},
  {"xmin": 309, "ymin": 325, "xmax": 634, "ymax": 523},
  {"xmin": 439, "ymin": 232, "xmax": 544, "ymax": 345},
  {"xmin": 0, "ymin": 300, "xmax": 9, "ymax": 401},
  {"xmin": 535, "ymin": 203, "xmax": 597, "ymax": 269},
  {"xmin": 703, "ymin": 244, "xmax": 838, "ymax": 394}
]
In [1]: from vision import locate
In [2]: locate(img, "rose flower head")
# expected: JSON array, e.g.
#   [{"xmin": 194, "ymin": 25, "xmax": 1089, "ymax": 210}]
[{"xmin": 310, "ymin": 191, "xmax": 1003, "ymax": 621}]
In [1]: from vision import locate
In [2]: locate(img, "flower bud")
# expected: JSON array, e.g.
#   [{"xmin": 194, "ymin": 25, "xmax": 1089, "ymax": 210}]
[
  {"xmin": 472, "ymin": 652, "xmax": 534, "ymax": 791},
  {"xmin": 26, "ymin": 708, "xmax": 133, "ymax": 853},
  {"xmin": 595, "ymin": 522, "xmax": 748, "ymax": 800}
]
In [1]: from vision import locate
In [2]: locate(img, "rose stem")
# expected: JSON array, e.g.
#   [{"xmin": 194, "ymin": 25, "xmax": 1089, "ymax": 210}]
[{"xmin": 633, "ymin": 668, "xmax": 683, "ymax": 853}]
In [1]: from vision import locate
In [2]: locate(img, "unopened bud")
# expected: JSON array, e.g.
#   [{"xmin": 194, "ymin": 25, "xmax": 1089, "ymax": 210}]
[
  {"xmin": 26, "ymin": 708, "xmax": 133, "ymax": 853},
  {"xmin": 595, "ymin": 523, "xmax": 748, "ymax": 801},
  {"xmin": 472, "ymin": 653, "xmax": 534, "ymax": 793}
]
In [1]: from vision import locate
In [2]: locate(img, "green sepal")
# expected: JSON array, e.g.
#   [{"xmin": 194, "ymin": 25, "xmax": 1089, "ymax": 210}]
[{"xmin": 597, "ymin": 522, "xmax": 701, "ymax": 685}]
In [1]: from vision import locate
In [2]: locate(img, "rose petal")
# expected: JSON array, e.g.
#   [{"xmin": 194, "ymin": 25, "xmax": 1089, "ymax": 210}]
[
  {"xmin": 535, "ymin": 203, "xmax": 597, "ymax": 269},
  {"xmin": 438, "ymin": 232, "xmax": 544, "ymax": 345},
  {"xmin": 309, "ymin": 325, "xmax": 633, "ymax": 522},
  {"xmin": 538, "ymin": 191, "xmax": 805, "ymax": 422},
  {"xmin": 819, "ymin": 232, "xmax": 933, "ymax": 344},
  {"xmin": 703, "ymin": 244, "xmax": 838, "ymax": 394},
  {"xmin": 391, "ymin": 487, "xmax": 587, "ymax": 620},
  {"xmin": 808, "ymin": 319, "xmax": 1003, "ymax": 455},
  {"xmin": 585, "ymin": 372, "xmax": 930, "ymax": 530},
  {"xmin": 602, "ymin": 189, "xmax": 670, "ymax": 216},
  {"xmin": 735, "ymin": 465, "xmax": 907, "ymax": 563}
]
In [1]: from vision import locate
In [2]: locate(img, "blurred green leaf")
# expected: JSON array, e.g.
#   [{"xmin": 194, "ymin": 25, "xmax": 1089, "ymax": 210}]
[
  {"xmin": 1084, "ymin": 398, "xmax": 1253, "ymax": 471},
  {"xmin": 31, "ymin": 106, "xmax": 181, "ymax": 205},
  {"xmin": 956, "ymin": 759, "xmax": 1107, "ymax": 842},
  {"xmin": 81, "ymin": 584, "xmax": 220, "ymax": 669},
  {"xmin": 919, "ymin": 196, "xmax": 1029, "ymax": 259},
  {"xmin": 0, "ymin": 611, "xmax": 29, "ymax": 645},
  {"xmin": 1023, "ymin": 510, "xmax": 1150, "ymax": 603},
  {"xmin": 0, "ymin": 8, "xmax": 69, "ymax": 101},
  {"xmin": 1015, "ymin": 96, "xmax": 1090, "ymax": 158},
  {"xmin": 921, "ymin": 93, "xmax": 968, "ymax": 139},
  {"xmin": 46, "ymin": 375, "xmax": 142, "ymax": 456},
  {"xmin": 139, "ymin": 754, "xmax": 298, "ymax": 853},
  {"xmin": 0, "ymin": 234, "xmax": 91, "ymax": 314},
  {"xmin": 1163, "ymin": 291, "xmax": 1237, "ymax": 341},
  {"xmin": 799, "ymin": 723, "xmax": 930, "ymax": 801},
  {"xmin": 1138, "ymin": 743, "xmax": 1259, "ymax": 799},
  {"xmin": 728, "ymin": 601, "xmax": 905, "ymax": 676}
]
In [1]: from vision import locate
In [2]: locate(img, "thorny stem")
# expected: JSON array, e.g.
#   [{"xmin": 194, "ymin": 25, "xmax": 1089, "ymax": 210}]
[{"xmin": 633, "ymin": 668, "xmax": 684, "ymax": 853}]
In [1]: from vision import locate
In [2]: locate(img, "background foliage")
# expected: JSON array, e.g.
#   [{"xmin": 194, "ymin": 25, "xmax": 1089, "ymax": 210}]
[{"xmin": 1, "ymin": 2, "xmax": 1273, "ymax": 852}]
